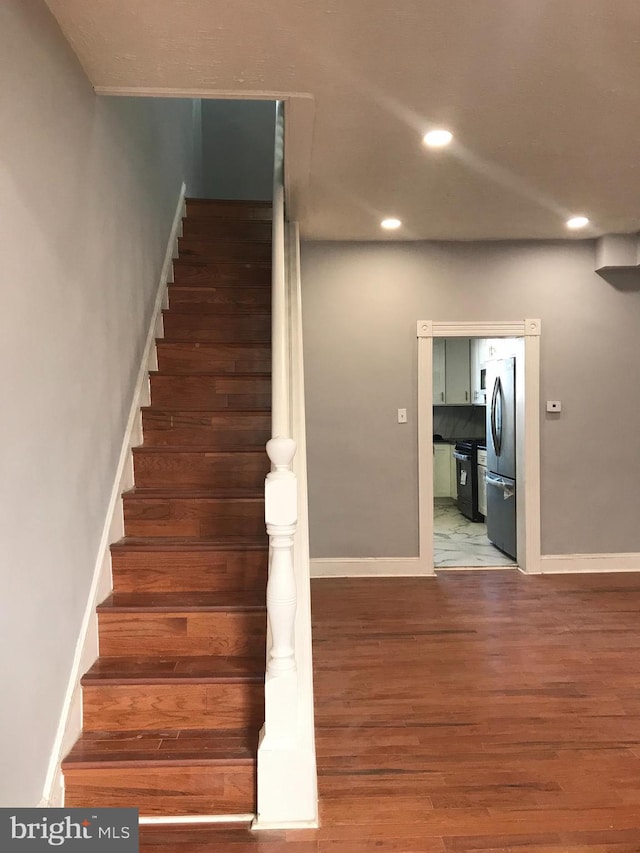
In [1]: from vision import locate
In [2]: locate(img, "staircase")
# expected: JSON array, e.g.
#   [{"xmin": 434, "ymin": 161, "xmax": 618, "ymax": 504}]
[{"xmin": 62, "ymin": 198, "xmax": 273, "ymax": 817}]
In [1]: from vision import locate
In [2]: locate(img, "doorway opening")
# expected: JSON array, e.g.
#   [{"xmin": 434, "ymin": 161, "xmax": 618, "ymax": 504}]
[
  {"xmin": 433, "ymin": 336, "xmax": 520, "ymax": 568},
  {"xmin": 417, "ymin": 320, "xmax": 541, "ymax": 575}
]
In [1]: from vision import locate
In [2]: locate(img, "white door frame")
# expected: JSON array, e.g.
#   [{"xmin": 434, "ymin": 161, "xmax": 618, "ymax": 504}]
[{"xmin": 417, "ymin": 319, "xmax": 542, "ymax": 575}]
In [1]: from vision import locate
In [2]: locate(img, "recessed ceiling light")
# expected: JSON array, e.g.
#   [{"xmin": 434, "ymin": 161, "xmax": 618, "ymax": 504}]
[
  {"xmin": 381, "ymin": 218, "xmax": 402, "ymax": 230},
  {"xmin": 566, "ymin": 216, "xmax": 589, "ymax": 230},
  {"xmin": 423, "ymin": 129, "xmax": 453, "ymax": 148}
]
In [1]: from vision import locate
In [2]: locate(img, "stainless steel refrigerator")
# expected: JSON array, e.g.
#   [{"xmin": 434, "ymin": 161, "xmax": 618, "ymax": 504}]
[{"xmin": 486, "ymin": 357, "xmax": 517, "ymax": 559}]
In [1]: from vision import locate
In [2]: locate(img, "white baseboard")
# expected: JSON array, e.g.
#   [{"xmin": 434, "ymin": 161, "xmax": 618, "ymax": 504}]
[
  {"xmin": 252, "ymin": 818, "xmax": 319, "ymax": 831},
  {"xmin": 312, "ymin": 554, "xmax": 640, "ymax": 578},
  {"xmin": 436, "ymin": 564, "xmax": 516, "ymax": 572},
  {"xmin": 39, "ymin": 182, "xmax": 186, "ymax": 808},
  {"xmin": 310, "ymin": 557, "xmax": 434, "ymax": 577},
  {"xmin": 540, "ymin": 552, "xmax": 640, "ymax": 574}
]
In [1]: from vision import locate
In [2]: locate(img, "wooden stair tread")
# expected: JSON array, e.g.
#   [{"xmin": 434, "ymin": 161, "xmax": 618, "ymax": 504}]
[
  {"xmin": 173, "ymin": 257, "xmax": 271, "ymax": 267},
  {"xmin": 164, "ymin": 306, "xmax": 272, "ymax": 316},
  {"xmin": 183, "ymin": 205, "xmax": 272, "ymax": 222},
  {"xmin": 139, "ymin": 824, "xmax": 255, "ymax": 845},
  {"xmin": 141, "ymin": 406, "xmax": 270, "ymax": 414},
  {"xmin": 185, "ymin": 197, "xmax": 271, "ymax": 204},
  {"xmin": 163, "ymin": 310, "xmax": 271, "ymax": 318},
  {"xmin": 155, "ymin": 341, "xmax": 271, "ymax": 349},
  {"xmin": 161, "ymin": 311, "xmax": 271, "ymax": 319},
  {"xmin": 63, "ymin": 728, "xmax": 257, "ymax": 768},
  {"xmin": 168, "ymin": 284, "xmax": 271, "ymax": 292},
  {"xmin": 82, "ymin": 655, "xmax": 265, "ymax": 684},
  {"xmin": 179, "ymin": 238, "xmax": 271, "ymax": 247},
  {"xmin": 132, "ymin": 446, "xmax": 267, "ymax": 455},
  {"xmin": 123, "ymin": 486, "xmax": 264, "ymax": 499},
  {"xmin": 98, "ymin": 591, "xmax": 265, "ymax": 611},
  {"xmin": 148, "ymin": 370, "xmax": 271, "ymax": 379},
  {"xmin": 112, "ymin": 535, "xmax": 268, "ymax": 551}
]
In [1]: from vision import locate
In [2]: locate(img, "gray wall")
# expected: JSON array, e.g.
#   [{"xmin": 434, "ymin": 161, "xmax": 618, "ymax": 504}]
[
  {"xmin": 201, "ymin": 100, "xmax": 275, "ymax": 200},
  {"xmin": 0, "ymin": 0, "xmax": 202, "ymax": 806},
  {"xmin": 301, "ymin": 240, "xmax": 640, "ymax": 558}
]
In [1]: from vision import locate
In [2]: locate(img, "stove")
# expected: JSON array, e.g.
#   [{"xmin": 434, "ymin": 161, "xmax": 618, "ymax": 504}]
[{"xmin": 453, "ymin": 439, "xmax": 485, "ymax": 522}]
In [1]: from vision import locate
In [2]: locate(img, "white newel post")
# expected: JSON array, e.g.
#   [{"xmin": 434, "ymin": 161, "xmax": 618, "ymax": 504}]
[
  {"xmin": 265, "ymin": 436, "xmax": 298, "ymax": 682},
  {"xmin": 255, "ymin": 436, "xmax": 314, "ymax": 829}
]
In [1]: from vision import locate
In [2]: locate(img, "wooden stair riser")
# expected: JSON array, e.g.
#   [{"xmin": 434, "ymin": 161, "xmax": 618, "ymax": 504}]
[
  {"xmin": 167, "ymin": 285, "xmax": 271, "ymax": 313},
  {"xmin": 82, "ymin": 683, "xmax": 264, "ymax": 732},
  {"xmin": 141, "ymin": 410, "xmax": 271, "ymax": 448},
  {"xmin": 133, "ymin": 450, "xmax": 270, "ymax": 489},
  {"xmin": 181, "ymin": 218, "xmax": 272, "ymax": 241},
  {"xmin": 63, "ymin": 764, "xmax": 255, "ymax": 816},
  {"xmin": 149, "ymin": 374, "xmax": 271, "ymax": 410},
  {"xmin": 162, "ymin": 312, "xmax": 270, "ymax": 343},
  {"xmin": 123, "ymin": 496, "xmax": 265, "ymax": 538},
  {"xmin": 172, "ymin": 261, "xmax": 271, "ymax": 287},
  {"xmin": 178, "ymin": 239, "xmax": 271, "ymax": 262},
  {"xmin": 185, "ymin": 200, "xmax": 272, "ymax": 221},
  {"xmin": 156, "ymin": 343, "xmax": 271, "ymax": 374},
  {"xmin": 98, "ymin": 611, "xmax": 266, "ymax": 657},
  {"xmin": 110, "ymin": 548, "xmax": 268, "ymax": 594}
]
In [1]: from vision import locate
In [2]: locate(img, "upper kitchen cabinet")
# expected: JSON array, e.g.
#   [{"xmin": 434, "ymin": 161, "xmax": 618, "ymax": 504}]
[
  {"xmin": 433, "ymin": 338, "xmax": 471, "ymax": 405},
  {"xmin": 445, "ymin": 338, "xmax": 471, "ymax": 404}
]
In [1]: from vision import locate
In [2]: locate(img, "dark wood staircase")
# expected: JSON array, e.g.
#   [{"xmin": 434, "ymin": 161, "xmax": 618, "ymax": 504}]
[{"xmin": 62, "ymin": 199, "xmax": 273, "ymax": 817}]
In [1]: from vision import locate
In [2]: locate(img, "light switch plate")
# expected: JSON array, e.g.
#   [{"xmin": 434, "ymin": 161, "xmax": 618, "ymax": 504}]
[
  {"xmin": 397, "ymin": 408, "xmax": 407, "ymax": 423},
  {"xmin": 546, "ymin": 400, "xmax": 562, "ymax": 412}
]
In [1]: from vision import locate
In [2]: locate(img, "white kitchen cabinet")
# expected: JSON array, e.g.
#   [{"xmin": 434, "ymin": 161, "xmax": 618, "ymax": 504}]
[
  {"xmin": 433, "ymin": 338, "xmax": 471, "ymax": 405},
  {"xmin": 432, "ymin": 338, "xmax": 446, "ymax": 405},
  {"xmin": 444, "ymin": 338, "xmax": 471, "ymax": 404},
  {"xmin": 433, "ymin": 444, "xmax": 451, "ymax": 497}
]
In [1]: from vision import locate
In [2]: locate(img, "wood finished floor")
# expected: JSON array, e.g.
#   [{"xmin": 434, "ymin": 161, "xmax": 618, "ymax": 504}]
[{"xmin": 140, "ymin": 571, "xmax": 640, "ymax": 851}]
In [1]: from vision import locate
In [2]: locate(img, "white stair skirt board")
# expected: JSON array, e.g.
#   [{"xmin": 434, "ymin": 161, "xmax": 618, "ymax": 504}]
[
  {"xmin": 540, "ymin": 553, "xmax": 640, "ymax": 573},
  {"xmin": 40, "ymin": 183, "xmax": 186, "ymax": 809},
  {"xmin": 311, "ymin": 558, "xmax": 433, "ymax": 577}
]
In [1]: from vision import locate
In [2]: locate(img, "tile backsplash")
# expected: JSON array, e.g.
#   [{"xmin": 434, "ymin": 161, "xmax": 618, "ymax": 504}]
[{"xmin": 433, "ymin": 405, "xmax": 486, "ymax": 441}]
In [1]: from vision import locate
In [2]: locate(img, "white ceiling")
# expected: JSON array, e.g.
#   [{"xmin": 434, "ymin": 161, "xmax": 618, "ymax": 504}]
[{"xmin": 46, "ymin": 0, "xmax": 640, "ymax": 241}]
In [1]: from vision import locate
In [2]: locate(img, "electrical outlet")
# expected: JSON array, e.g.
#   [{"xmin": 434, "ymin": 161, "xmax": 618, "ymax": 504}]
[
  {"xmin": 397, "ymin": 408, "xmax": 408, "ymax": 423},
  {"xmin": 546, "ymin": 400, "xmax": 562, "ymax": 413}
]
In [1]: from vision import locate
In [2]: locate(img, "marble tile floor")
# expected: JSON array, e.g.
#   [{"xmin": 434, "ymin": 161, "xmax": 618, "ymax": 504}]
[{"xmin": 434, "ymin": 498, "xmax": 516, "ymax": 568}]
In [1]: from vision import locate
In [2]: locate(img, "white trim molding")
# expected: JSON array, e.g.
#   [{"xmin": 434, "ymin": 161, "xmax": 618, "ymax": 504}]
[
  {"xmin": 540, "ymin": 553, "xmax": 640, "ymax": 574},
  {"xmin": 417, "ymin": 319, "xmax": 542, "ymax": 577},
  {"xmin": 40, "ymin": 183, "xmax": 186, "ymax": 808},
  {"xmin": 417, "ymin": 319, "xmax": 542, "ymax": 339}
]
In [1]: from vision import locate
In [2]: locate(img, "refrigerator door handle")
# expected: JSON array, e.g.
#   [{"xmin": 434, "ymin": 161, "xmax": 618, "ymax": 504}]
[
  {"xmin": 486, "ymin": 473, "xmax": 505, "ymax": 488},
  {"xmin": 490, "ymin": 376, "xmax": 503, "ymax": 456},
  {"xmin": 486, "ymin": 473, "xmax": 515, "ymax": 500}
]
